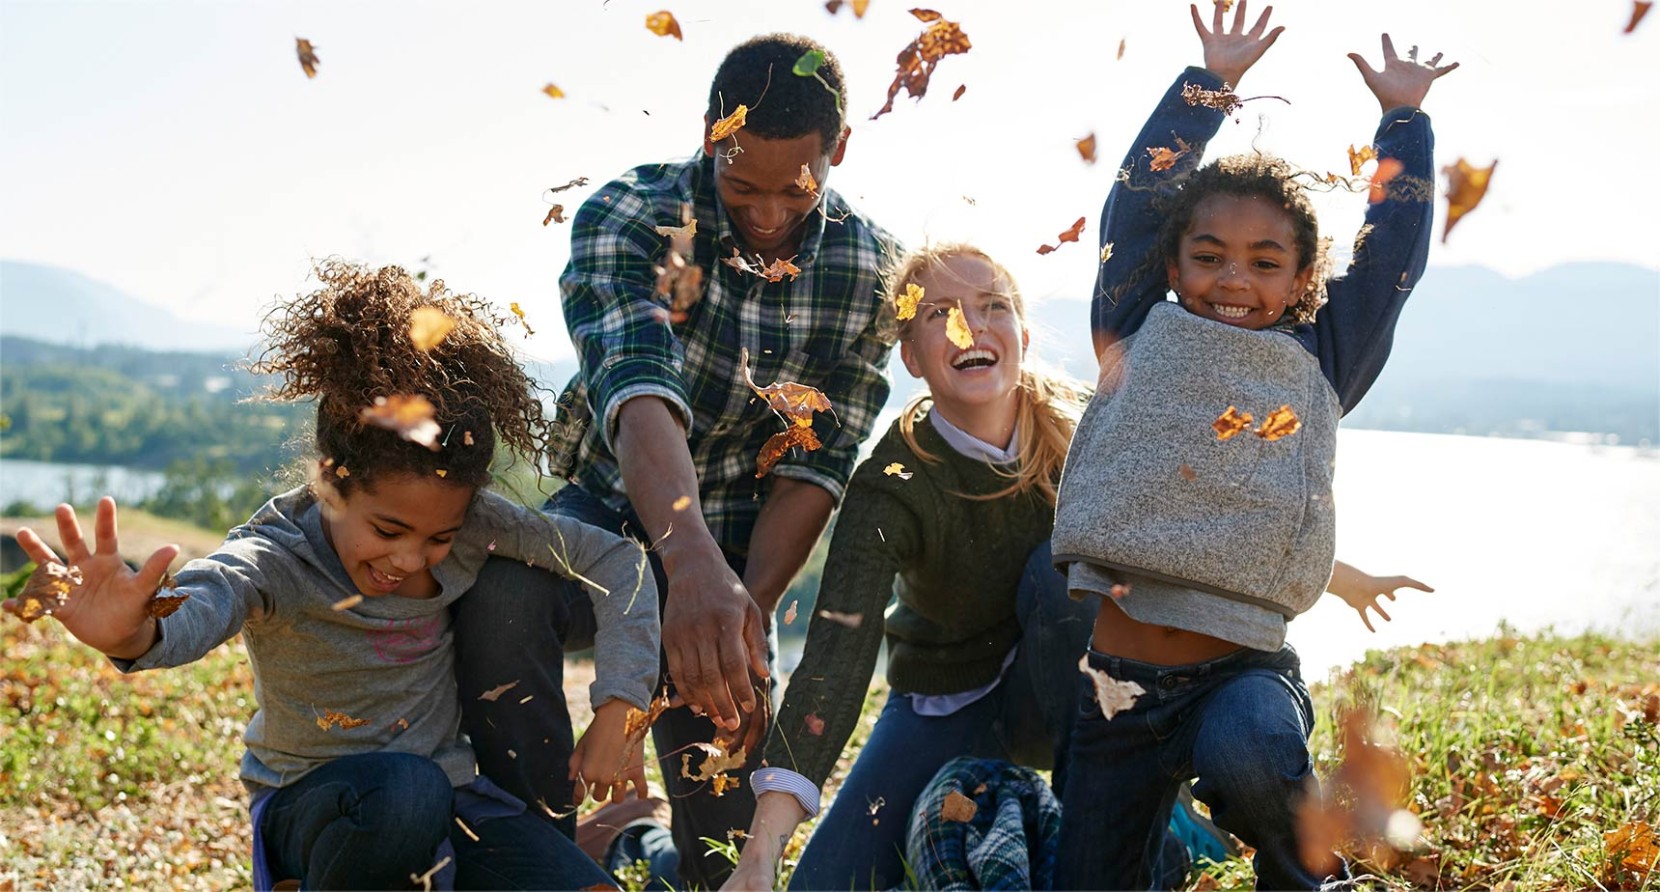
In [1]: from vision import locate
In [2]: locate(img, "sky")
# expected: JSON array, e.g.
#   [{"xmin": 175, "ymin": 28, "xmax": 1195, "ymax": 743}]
[{"xmin": 3, "ymin": 0, "xmax": 1659, "ymax": 366}]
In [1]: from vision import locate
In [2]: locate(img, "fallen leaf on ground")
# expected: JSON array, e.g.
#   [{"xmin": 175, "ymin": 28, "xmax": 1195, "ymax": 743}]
[
  {"xmin": 147, "ymin": 573, "xmax": 187, "ymax": 618},
  {"xmin": 645, "ymin": 11, "xmax": 682, "ymax": 40},
  {"xmin": 295, "ymin": 38, "xmax": 320, "ymax": 79},
  {"xmin": 945, "ymin": 305, "xmax": 974, "ymax": 348},
  {"xmin": 479, "ymin": 680, "xmax": 520, "ymax": 702},
  {"xmin": 1605, "ymin": 821, "xmax": 1659, "ymax": 873},
  {"xmin": 759, "ymin": 257, "xmax": 802, "ymax": 282},
  {"xmin": 1116, "ymin": 38, "xmax": 1126, "ymax": 60},
  {"xmin": 941, "ymin": 790, "xmax": 978, "ymax": 822},
  {"xmin": 1181, "ymin": 81, "xmax": 1243, "ymax": 115},
  {"xmin": 543, "ymin": 205, "xmax": 566, "ymax": 226},
  {"xmin": 409, "ymin": 307, "xmax": 456, "ymax": 351},
  {"xmin": 1442, "ymin": 158, "xmax": 1497, "ymax": 244},
  {"xmin": 359, "ymin": 395, "xmax": 442, "ymax": 451},
  {"xmin": 1079, "ymin": 655, "xmax": 1145, "ymax": 719},
  {"xmin": 1253, "ymin": 405, "xmax": 1301, "ymax": 441},
  {"xmin": 1213, "ymin": 406, "xmax": 1253, "ymax": 440}
]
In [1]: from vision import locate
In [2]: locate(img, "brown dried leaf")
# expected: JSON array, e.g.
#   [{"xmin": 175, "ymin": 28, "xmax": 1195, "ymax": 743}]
[
  {"xmin": 1367, "ymin": 158, "xmax": 1405, "ymax": 204},
  {"xmin": 4, "ymin": 562, "xmax": 83, "ymax": 622},
  {"xmin": 1147, "ymin": 137, "xmax": 1193, "ymax": 173},
  {"xmin": 409, "ymin": 306, "xmax": 457, "ymax": 352},
  {"xmin": 1442, "ymin": 158, "xmax": 1497, "ymax": 244},
  {"xmin": 543, "ymin": 83, "xmax": 566, "ymax": 100},
  {"xmin": 644, "ymin": 11, "xmax": 683, "ymax": 40},
  {"xmin": 147, "ymin": 573, "xmax": 187, "ymax": 618},
  {"xmin": 1626, "ymin": 0, "xmax": 1653, "ymax": 33},
  {"xmin": 1116, "ymin": 38, "xmax": 1126, "ymax": 60},
  {"xmin": 681, "ymin": 740, "xmax": 747, "ymax": 782},
  {"xmin": 1253, "ymin": 405, "xmax": 1301, "ymax": 441},
  {"xmin": 295, "ymin": 38, "xmax": 320, "ymax": 79},
  {"xmin": 549, "ymin": 176, "xmax": 590, "ymax": 193},
  {"xmin": 804, "ymin": 712, "xmax": 825, "ymax": 735},
  {"xmin": 755, "ymin": 425, "xmax": 822, "ymax": 477},
  {"xmin": 1076, "ymin": 133, "xmax": 1098, "ymax": 165},
  {"xmin": 1079, "ymin": 654, "xmax": 1145, "ymax": 719},
  {"xmin": 952, "ymin": 84, "xmax": 966, "ymax": 101},
  {"xmin": 479, "ymin": 680, "xmax": 520, "ymax": 702},
  {"xmin": 624, "ymin": 690, "xmax": 673, "ymax": 749},
  {"xmin": 1181, "ymin": 81, "xmax": 1242, "ymax": 115},
  {"xmin": 739, "ymin": 347, "xmax": 833, "ymax": 424},
  {"xmin": 543, "ymin": 205, "xmax": 566, "ymax": 226},
  {"xmin": 1212, "ymin": 406, "xmax": 1253, "ymax": 440},
  {"xmin": 872, "ymin": 14, "xmax": 972, "ymax": 120},
  {"xmin": 1036, "ymin": 216, "xmax": 1088, "ymax": 255},
  {"xmin": 910, "ymin": 8, "xmax": 943, "ymax": 21},
  {"xmin": 711, "ymin": 773, "xmax": 741, "ymax": 796},
  {"xmin": 316, "ymin": 709, "xmax": 371, "ymax": 731},
  {"xmin": 710, "ymin": 105, "xmax": 749, "ymax": 142},
  {"xmin": 941, "ymin": 790, "xmax": 978, "ymax": 822},
  {"xmin": 796, "ymin": 164, "xmax": 819, "ymax": 198},
  {"xmin": 758, "ymin": 257, "xmax": 802, "ymax": 283},
  {"xmin": 509, "ymin": 302, "xmax": 535, "ymax": 336},
  {"xmin": 359, "ymin": 395, "xmax": 442, "ymax": 451}
]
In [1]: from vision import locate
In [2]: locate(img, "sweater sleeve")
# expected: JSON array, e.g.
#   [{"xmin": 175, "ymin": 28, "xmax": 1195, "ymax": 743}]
[
  {"xmin": 762, "ymin": 479, "xmax": 921, "ymax": 790},
  {"xmin": 1092, "ymin": 67, "xmax": 1228, "ymax": 346},
  {"xmin": 115, "ymin": 537, "xmax": 279, "ymax": 672},
  {"xmin": 463, "ymin": 492, "xmax": 659, "ymax": 710},
  {"xmin": 1313, "ymin": 108, "xmax": 1437, "ymax": 412}
]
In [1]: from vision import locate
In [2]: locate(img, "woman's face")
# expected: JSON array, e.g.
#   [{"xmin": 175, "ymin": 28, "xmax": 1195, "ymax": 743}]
[{"xmin": 899, "ymin": 254, "xmax": 1029, "ymax": 418}]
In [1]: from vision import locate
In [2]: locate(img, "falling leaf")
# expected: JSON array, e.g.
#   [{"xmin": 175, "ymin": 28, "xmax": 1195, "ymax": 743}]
[
  {"xmin": 896, "ymin": 282, "xmax": 923, "ymax": 321},
  {"xmin": 1347, "ymin": 144, "xmax": 1378, "ymax": 176},
  {"xmin": 1442, "ymin": 158, "xmax": 1497, "ymax": 244},
  {"xmin": 409, "ymin": 307, "xmax": 456, "ymax": 352},
  {"xmin": 759, "ymin": 256, "xmax": 803, "ymax": 282},
  {"xmin": 824, "ymin": 0, "xmax": 872, "ymax": 17},
  {"xmin": 756, "ymin": 425, "xmax": 822, "ymax": 477},
  {"xmin": 1212, "ymin": 406, "xmax": 1253, "ymax": 440},
  {"xmin": 3, "ymin": 562, "xmax": 83, "ymax": 622},
  {"xmin": 549, "ymin": 176, "xmax": 590, "ymax": 193},
  {"xmin": 1036, "ymin": 216, "xmax": 1088, "ymax": 255},
  {"xmin": 542, "ymin": 205, "xmax": 566, "ymax": 226},
  {"xmin": 1253, "ymin": 405, "xmax": 1301, "ymax": 441},
  {"xmin": 295, "ymin": 38, "xmax": 320, "ymax": 79},
  {"xmin": 479, "ymin": 680, "xmax": 520, "ymax": 702},
  {"xmin": 783, "ymin": 600, "xmax": 799, "ymax": 625},
  {"xmin": 1367, "ymin": 158, "xmax": 1405, "ymax": 204},
  {"xmin": 796, "ymin": 164, "xmax": 819, "ymax": 198},
  {"xmin": 1076, "ymin": 133, "xmax": 1098, "ymax": 165},
  {"xmin": 1078, "ymin": 655, "xmax": 1146, "ymax": 720},
  {"xmin": 543, "ymin": 83, "xmax": 566, "ymax": 100},
  {"xmin": 1116, "ymin": 38, "xmax": 1126, "ymax": 60},
  {"xmin": 359, "ymin": 394, "xmax": 442, "ymax": 451},
  {"xmin": 804, "ymin": 712, "xmax": 826, "ymax": 735},
  {"xmin": 1178, "ymin": 463, "xmax": 1197, "ymax": 481},
  {"xmin": 681, "ymin": 740, "xmax": 747, "ymax": 782},
  {"xmin": 1626, "ymin": 0, "xmax": 1653, "ymax": 32},
  {"xmin": 952, "ymin": 84, "xmax": 966, "ymax": 101},
  {"xmin": 883, "ymin": 462, "xmax": 913, "ymax": 480},
  {"xmin": 644, "ymin": 10, "xmax": 682, "ymax": 40},
  {"xmin": 1100, "ymin": 242, "xmax": 1114, "ymax": 264},
  {"xmin": 1181, "ymin": 81, "xmax": 1243, "ymax": 115},
  {"xmin": 1147, "ymin": 137, "xmax": 1193, "ymax": 173},
  {"xmin": 624, "ymin": 690, "xmax": 673, "ymax": 751},
  {"xmin": 509, "ymin": 302, "xmax": 535, "ymax": 336},
  {"xmin": 1295, "ymin": 708, "xmax": 1417, "ymax": 875},
  {"xmin": 709, "ymin": 104, "xmax": 749, "ymax": 142},
  {"xmin": 671, "ymin": 495, "xmax": 692, "ymax": 511},
  {"xmin": 945, "ymin": 305, "xmax": 974, "ymax": 349},
  {"xmin": 739, "ymin": 347, "xmax": 833, "ymax": 424},
  {"xmin": 316, "ymin": 709, "xmax": 371, "ymax": 731},
  {"xmin": 872, "ymin": 12, "xmax": 972, "ymax": 120},
  {"xmin": 941, "ymin": 790, "xmax": 978, "ymax": 823},
  {"xmin": 817, "ymin": 609, "xmax": 863, "ymax": 628},
  {"xmin": 332, "ymin": 595, "xmax": 364, "ymax": 611},
  {"xmin": 654, "ymin": 207, "xmax": 704, "ymax": 322}
]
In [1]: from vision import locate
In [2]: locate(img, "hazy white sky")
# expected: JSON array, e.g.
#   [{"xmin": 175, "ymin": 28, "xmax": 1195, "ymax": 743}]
[{"xmin": 3, "ymin": 0, "xmax": 1658, "ymax": 364}]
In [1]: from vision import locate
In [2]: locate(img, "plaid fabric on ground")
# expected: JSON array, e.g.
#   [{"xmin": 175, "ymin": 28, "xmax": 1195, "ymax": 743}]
[
  {"xmin": 550, "ymin": 150, "xmax": 900, "ymax": 553},
  {"xmin": 906, "ymin": 757, "xmax": 1062, "ymax": 891}
]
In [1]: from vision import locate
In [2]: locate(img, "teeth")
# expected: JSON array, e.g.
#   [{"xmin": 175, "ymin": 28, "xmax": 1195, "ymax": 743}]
[
  {"xmin": 1210, "ymin": 304, "xmax": 1250, "ymax": 319},
  {"xmin": 952, "ymin": 349, "xmax": 997, "ymax": 369}
]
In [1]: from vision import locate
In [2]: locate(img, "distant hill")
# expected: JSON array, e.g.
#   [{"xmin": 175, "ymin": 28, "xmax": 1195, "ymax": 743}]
[{"xmin": 0, "ymin": 260, "xmax": 256, "ymax": 353}]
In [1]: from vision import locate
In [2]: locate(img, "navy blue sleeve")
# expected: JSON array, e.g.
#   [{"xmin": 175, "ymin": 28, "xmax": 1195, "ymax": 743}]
[
  {"xmin": 1092, "ymin": 67, "xmax": 1228, "ymax": 349},
  {"xmin": 1309, "ymin": 108, "xmax": 1437, "ymax": 413}
]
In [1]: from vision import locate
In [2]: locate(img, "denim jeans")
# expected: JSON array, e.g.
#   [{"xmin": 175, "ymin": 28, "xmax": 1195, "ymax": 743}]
[
  {"xmin": 259, "ymin": 752, "xmax": 610, "ymax": 890},
  {"xmin": 453, "ymin": 482, "xmax": 770, "ymax": 890},
  {"xmin": 787, "ymin": 541, "xmax": 1094, "ymax": 891},
  {"xmin": 1054, "ymin": 643, "xmax": 1338, "ymax": 890}
]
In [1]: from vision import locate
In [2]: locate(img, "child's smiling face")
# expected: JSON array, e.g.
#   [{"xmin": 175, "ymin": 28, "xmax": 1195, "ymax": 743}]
[
  {"xmin": 1166, "ymin": 194, "xmax": 1315, "ymax": 330},
  {"xmin": 318, "ymin": 472, "xmax": 473, "ymax": 598}
]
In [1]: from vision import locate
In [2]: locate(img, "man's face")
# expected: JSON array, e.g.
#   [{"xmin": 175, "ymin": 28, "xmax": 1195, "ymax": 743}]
[{"xmin": 708, "ymin": 128, "xmax": 845, "ymax": 260}]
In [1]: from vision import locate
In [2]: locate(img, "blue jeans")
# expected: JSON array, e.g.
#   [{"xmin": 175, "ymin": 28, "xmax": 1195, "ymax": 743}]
[
  {"xmin": 259, "ymin": 752, "xmax": 609, "ymax": 890},
  {"xmin": 1054, "ymin": 644, "xmax": 1337, "ymax": 890},
  {"xmin": 787, "ymin": 542, "xmax": 1094, "ymax": 891},
  {"xmin": 453, "ymin": 483, "xmax": 770, "ymax": 890}
]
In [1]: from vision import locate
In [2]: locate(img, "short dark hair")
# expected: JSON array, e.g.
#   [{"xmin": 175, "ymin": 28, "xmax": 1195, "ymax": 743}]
[{"xmin": 707, "ymin": 33, "xmax": 846, "ymax": 151}]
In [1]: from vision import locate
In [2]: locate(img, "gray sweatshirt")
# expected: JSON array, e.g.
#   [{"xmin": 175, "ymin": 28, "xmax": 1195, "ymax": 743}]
[
  {"xmin": 116, "ymin": 486, "xmax": 658, "ymax": 791},
  {"xmin": 1052, "ymin": 303, "xmax": 1340, "ymax": 650}
]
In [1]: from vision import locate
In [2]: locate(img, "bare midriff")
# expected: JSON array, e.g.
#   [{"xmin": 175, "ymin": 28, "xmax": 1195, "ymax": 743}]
[{"xmin": 1089, "ymin": 596, "xmax": 1244, "ymax": 666}]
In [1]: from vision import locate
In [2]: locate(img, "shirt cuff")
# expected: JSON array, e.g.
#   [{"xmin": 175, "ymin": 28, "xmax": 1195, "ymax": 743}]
[{"xmin": 751, "ymin": 766, "xmax": 822, "ymax": 818}]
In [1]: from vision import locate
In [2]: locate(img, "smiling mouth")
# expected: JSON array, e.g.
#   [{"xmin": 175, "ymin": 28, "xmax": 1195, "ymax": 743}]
[
  {"xmin": 1208, "ymin": 303, "xmax": 1252, "ymax": 320},
  {"xmin": 952, "ymin": 348, "xmax": 999, "ymax": 370},
  {"xmin": 367, "ymin": 566, "xmax": 406, "ymax": 591}
]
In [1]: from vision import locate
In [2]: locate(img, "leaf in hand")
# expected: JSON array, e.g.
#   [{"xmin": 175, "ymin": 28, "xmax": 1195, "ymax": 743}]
[
  {"xmin": 623, "ymin": 689, "xmax": 673, "ymax": 750},
  {"xmin": 295, "ymin": 38, "xmax": 320, "ymax": 79},
  {"xmin": 680, "ymin": 740, "xmax": 747, "ymax": 782},
  {"xmin": 817, "ymin": 609, "xmax": 863, "ymax": 628},
  {"xmin": 1035, "ymin": 216, "xmax": 1087, "ymax": 255},
  {"xmin": 1212, "ymin": 405, "xmax": 1253, "ymax": 440},
  {"xmin": 872, "ymin": 12, "xmax": 972, "ymax": 120},
  {"xmin": 644, "ymin": 11, "xmax": 683, "ymax": 40},
  {"xmin": 945, "ymin": 306, "xmax": 974, "ymax": 349},
  {"xmin": 1442, "ymin": 158, "xmax": 1497, "ymax": 244},
  {"xmin": 709, "ymin": 105, "xmax": 749, "ymax": 142},
  {"xmin": 4, "ymin": 562, "xmax": 83, "ymax": 622},
  {"xmin": 359, "ymin": 395, "xmax": 442, "ymax": 451},
  {"xmin": 542, "ymin": 204, "xmax": 566, "ymax": 225},
  {"xmin": 1253, "ymin": 404, "xmax": 1302, "ymax": 441},
  {"xmin": 409, "ymin": 307, "xmax": 457, "ymax": 352},
  {"xmin": 1079, "ymin": 655, "xmax": 1145, "ymax": 720}
]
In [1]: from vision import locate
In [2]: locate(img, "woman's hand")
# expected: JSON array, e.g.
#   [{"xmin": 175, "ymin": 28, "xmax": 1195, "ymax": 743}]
[
  {"xmin": 569, "ymin": 699, "xmax": 649, "ymax": 805},
  {"xmin": 8, "ymin": 498, "xmax": 177, "ymax": 659},
  {"xmin": 1191, "ymin": 0, "xmax": 1284, "ymax": 89},
  {"xmin": 1348, "ymin": 34, "xmax": 1459, "ymax": 113},
  {"xmin": 1327, "ymin": 560, "xmax": 1434, "ymax": 633}
]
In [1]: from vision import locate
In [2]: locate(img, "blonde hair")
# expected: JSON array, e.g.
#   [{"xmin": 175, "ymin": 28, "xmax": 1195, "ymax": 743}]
[{"xmin": 885, "ymin": 243, "xmax": 1091, "ymax": 507}]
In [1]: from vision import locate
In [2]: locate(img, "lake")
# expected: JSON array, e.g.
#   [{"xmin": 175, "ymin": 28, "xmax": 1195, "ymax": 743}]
[{"xmin": 0, "ymin": 458, "xmax": 167, "ymax": 510}]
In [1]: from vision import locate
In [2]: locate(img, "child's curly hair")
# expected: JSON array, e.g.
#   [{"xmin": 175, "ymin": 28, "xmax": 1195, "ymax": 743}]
[
  {"xmin": 1154, "ymin": 153, "xmax": 1333, "ymax": 324},
  {"xmin": 251, "ymin": 260, "xmax": 552, "ymax": 496}
]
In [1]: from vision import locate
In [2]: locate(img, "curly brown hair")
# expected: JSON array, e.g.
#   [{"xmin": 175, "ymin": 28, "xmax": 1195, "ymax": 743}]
[{"xmin": 251, "ymin": 260, "xmax": 552, "ymax": 496}]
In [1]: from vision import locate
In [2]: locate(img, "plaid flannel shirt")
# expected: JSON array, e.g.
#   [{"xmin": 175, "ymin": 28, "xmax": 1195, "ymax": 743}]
[{"xmin": 550, "ymin": 151, "xmax": 901, "ymax": 554}]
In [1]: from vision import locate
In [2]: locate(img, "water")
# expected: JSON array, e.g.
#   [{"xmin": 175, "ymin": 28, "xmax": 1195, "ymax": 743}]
[{"xmin": 0, "ymin": 458, "xmax": 167, "ymax": 511}]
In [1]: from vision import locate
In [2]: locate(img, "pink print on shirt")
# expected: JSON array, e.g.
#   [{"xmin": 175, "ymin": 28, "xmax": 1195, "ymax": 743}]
[{"xmin": 368, "ymin": 615, "xmax": 444, "ymax": 664}]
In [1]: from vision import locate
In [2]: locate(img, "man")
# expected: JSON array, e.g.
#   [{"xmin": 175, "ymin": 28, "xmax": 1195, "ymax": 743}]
[{"xmin": 451, "ymin": 33, "xmax": 899, "ymax": 888}]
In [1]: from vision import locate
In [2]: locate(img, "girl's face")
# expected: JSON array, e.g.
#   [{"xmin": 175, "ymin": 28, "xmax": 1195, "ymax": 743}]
[
  {"xmin": 899, "ymin": 254, "xmax": 1029, "ymax": 417},
  {"xmin": 1166, "ymin": 194, "xmax": 1314, "ymax": 330},
  {"xmin": 319, "ymin": 471, "xmax": 474, "ymax": 598}
]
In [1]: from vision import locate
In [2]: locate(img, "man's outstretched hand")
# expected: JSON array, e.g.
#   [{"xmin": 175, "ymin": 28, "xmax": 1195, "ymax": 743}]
[{"xmin": 660, "ymin": 547, "xmax": 770, "ymax": 731}]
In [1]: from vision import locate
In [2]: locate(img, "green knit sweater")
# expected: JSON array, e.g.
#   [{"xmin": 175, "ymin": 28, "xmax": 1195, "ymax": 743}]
[{"xmin": 764, "ymin": 405, "xmax": 1056, "ymax": 788}]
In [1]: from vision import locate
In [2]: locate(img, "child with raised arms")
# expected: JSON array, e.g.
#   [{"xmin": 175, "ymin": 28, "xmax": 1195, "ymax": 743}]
[{"xmin": 7, "ymin": 261, "xmax": 659, "ymax": 890}]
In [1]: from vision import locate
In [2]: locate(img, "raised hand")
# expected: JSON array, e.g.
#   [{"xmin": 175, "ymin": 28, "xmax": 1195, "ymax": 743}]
[
  {"xmin": 8, "ymin": 498, "xmax": 178, "ymax": 659},
  {"xmin": 1348, "ymin": 34, "xmax": 1459, "ymax": 113},
  {"xmin": 1190, "ymin": 1, "xmax": 1284, "ymax": 89}
]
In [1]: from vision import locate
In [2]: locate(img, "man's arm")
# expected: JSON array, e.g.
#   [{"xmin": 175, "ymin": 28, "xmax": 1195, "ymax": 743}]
[
  {"xmin": 614, "ymin": 396, "xmax": 768, "ymax": 731},
  {"xmin": 741, "ymin": 477, "xmax": 836, "ymax": 618}
]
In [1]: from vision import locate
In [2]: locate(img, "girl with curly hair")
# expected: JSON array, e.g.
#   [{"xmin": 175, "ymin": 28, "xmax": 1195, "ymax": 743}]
[{"xmin": 8, "ymin": 261, "xmax": 660, "ymax": 890}]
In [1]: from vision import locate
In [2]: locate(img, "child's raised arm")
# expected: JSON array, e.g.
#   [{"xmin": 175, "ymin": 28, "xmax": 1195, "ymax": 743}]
[
  {"xmin": 1326, "ymin": 559, "xmax": 1434, "ymax": 633},
  {"xmin": 1192, "ymin": 0, "xmax": 1284, "ymax": 89},
  {"xmin": 1348, "ymin": 34, "xmax": 1459, "ymax": 114},
  {"xmin": 9, "ymin": 498, "xmax": 178, "ymax": 660}
]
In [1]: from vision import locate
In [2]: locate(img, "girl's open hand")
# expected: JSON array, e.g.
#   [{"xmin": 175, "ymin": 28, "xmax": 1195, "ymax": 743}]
[
  {"xmin": 569, "ymin": 698, "xmax": 648, "ymax": 806},
  {"xmin": 1327, "ymin": 561, "xmax": 1435, "ymax": 633},
  {"xmin": 1348, "ymin": 34, "xmax": 1459, "ymax": 113},
  {"xmin": 8, "ymin": 498, "xmax": 178, "ymax": 659},
  {"xmin": 1191, "ymin": 1, "xmax": 1284, "ymax": 90}
]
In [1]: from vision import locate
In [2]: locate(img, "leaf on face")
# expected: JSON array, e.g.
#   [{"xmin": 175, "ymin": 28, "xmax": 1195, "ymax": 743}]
[
  {"xmin": 784, "ymin": 599, "xmax": 799, "ymax": 625},
  {"xmin": 945, "ymin": 305, "xmax": 974, "ymax": 349},
  {"xmin": 316, "ymin": 709, "xmax": 370, "ymax": 731},
  {"xmin": 1367, "ymin": 158, "xmax": 1405, "ymax": 204},
  {"xmin": 508, "ymin": 302, "xmax": 535, "ymax": 336},
  {"xmin": 709, "ymin": 104, "xmax": 749, "ymax": 142},
  {"xmin": 755, "ymin": 425, "xmax": 822, "ymax": 477},
  {"xmin": 543, "ymin": 204, "xmax": 566, "ymax": 226},
  {"xmin": 872, "ymin": 14, "xmax": 972, "ymax": 120},
  {"xmin": 3, "ymin": 562, "xmax": 83, "ymax": 622},
  {"xmin": 1212, "ymin": 405, "xmax": 1253, "ymax": 440},
  {"xmin": 1076, "ymin": 133, "xmax": 1097, "ymax": 165},
  {"xmin": 295, "ymin": 38, "xmax": 320, "ymax": 79},
  {"xmin": 896, "ymin": 282, "xmax": 923, "ymax": 321},
  {"xmin": 952, "ymin": 84, "xmax": 966, "ymax": 101},
  {"xmin": 409, "ymin": 306, "xmax": 457, "ymax": 352},
  {"xmin": 941, "ymin": 789, "xmax": 978, "ymax": 823},
  {"xmin": 644, "ymin": 10, "xmax": 683, "ymax": 40},
  {"xmin": 543, "ymin": 83, "xmax": 566, "ymax": 100},
  {"xmin": 1253, "ymin": 404, "xmax": 1301, "ymax": 441},
  {"xmin": 795, "ymin": 164, "xmax": 819, "ymax": 198},
  {"xmin": 793, "ymin": 49, "xmax": 826, "ymax": 77},
  {"xmin": 1625, "ymin": 0, "xmax": 1653, "ymax": 33},
  {"xmin": 479, "ymin": 680, "xmax": 520, "ymax": 702},
  {"xmin": 359, "ymin": 394, "xmax": 442, "ymax": 451},
  {"xmin": 1036, "ymin": 216, "xmax": 1088, "ymax": 255},
  {"xmin": 1605, "ymin": 821, "xmax": 1660, "ymax": 872},
  {"xmin": 1078, "ymin": 655, "xmax": 1145, "ymax": 720},
  {"xmin": 883, "ymin": 462, "xmax": 913, "ymax": 480},
  {"xmin": 1442, "ymin": 158, "xmax": 1497, "ymax": 244},
  {"xmin": 817, "ymin": 609, "xmax": 863, "ymax": 628},
  {"xmin": 1347, "ymin": 144, "xmax": 1378, "ymax": 176},
  {"xmin": 1147, "ymin": 137, "xmax": 1193, "ymax": 173}
]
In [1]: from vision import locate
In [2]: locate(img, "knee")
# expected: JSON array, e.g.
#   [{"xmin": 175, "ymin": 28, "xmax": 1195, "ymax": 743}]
[
  {"xmin": 1192, "ymin": 677, "xmax": 1312, "ymax": 802},
  {"xmin": 355, "ymin": 753, "xmax": 454, "ymax": 837}
]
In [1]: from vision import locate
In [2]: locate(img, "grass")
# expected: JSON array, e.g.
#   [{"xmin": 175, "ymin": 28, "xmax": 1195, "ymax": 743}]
[{"xmin": 2, "ymin": 565, "xmax": 1654, "ymax": 890}]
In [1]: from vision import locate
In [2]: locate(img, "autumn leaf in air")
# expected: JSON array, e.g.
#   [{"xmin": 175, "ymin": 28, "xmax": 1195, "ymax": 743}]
[
  {"xmin": 709, "ymin": 104, "xmax": 749, "ymax": 142},
  {"xmin": 548, "ymin": 176, "xmax": 590, "ymax": 194},
  {"xmin": 1253, "ymin": 404, "xmax": 1301, "ymax": 441},
  {"xmin": 872, "ymin": 11, "xmax": 971, "ymax": 120},
  {"xmin": 295, "ymin": 38, "xmax": 320, "ymax": 79},
  {"xmin": 543, "ymin": 84, "xmax": 566, "ymax": 100},
  {"xmin": 645, "ymin": 10, "xmax": 683, "ymax": 40},
  {"xmin": 1212, "ymin": 405, "xmax": 1253, "ymax": 440},
  {"xmin": 1625, "ymin": 0, "xmax": 1653, "ymax": 33},
  {"xmin": 1076, "ymin": 133, "xmax": 1098, "ymax": 165},
  {"xmin": 1442, "ymin": 157, "xmax": 1497, "ymax": 244},
  {"xmin": 824, "ymin": 0, "xmax": 871, "ymax": 17},
  {"xmin": 1147, "ymin": 137, "xmax": 1192, "ymax": 173},
  {"xmin": 1347, "ymin": 143, "xmax": 1378, "ymax": 176},
  {"xmin": 1367, "ymin": 158, "xmax": 1404, "ymax": 204},
  {"xmin": 945, "ymin": 306, "xmax": 974, "ymax": 349},
  {"xmin": 542, "ymin": 205, "xmax": 566, "ymax": 226},
  {"xmin": 740, "ymin": 348, "xmax": 833, "ymax": 424},
  {"xmin": 1078, "ymin": 655, "xmax": 1145, "ymax": 719},
  {"xmin": 508, "ymin": 302, "xmax": 535, "ymax": 336},
  {"xmin": 1116, "ymin": 38, "xmax": 1126, "ymax": 60},
  {"xmin": 409, "ymin": 306, "xmax": 456, "ymax": 352},
  {"xmin": 796, "ymin": 164, "xmax": 819, "ymax": 198},
  {"xmin": 332, "ymin": 594, "xmax": 364, "ymax": 611},
  {"xmin": 359, "ymin": 394, "xmax": 442, "ymax": 451},
  {"xmin": 952, "ymin": 84, "xmax": 966, "ymax": 101},
  {"xmin": 941, "ymin": 790, "xmax": 978, "ymax": 823},
  {"xmin": 1181, "ymin": 81, "xmax": 1243, "ymax": 115},
  {"xmin": 478, "ymin": 680, "xmax": 520, "ymax": 702},
  {"xmin": 3, "ymin": 561, "xmax": 82, "ymax": 622},
  {"xmin": 1036, "ymin": 216, "xmax": 1087, "ymax": 255},
  {"xmin": 896, "ymin": 282, "xmax": 923, "ymax": 321}
]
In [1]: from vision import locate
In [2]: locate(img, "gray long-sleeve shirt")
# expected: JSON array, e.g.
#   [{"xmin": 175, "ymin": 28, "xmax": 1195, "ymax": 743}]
[{"xmin": 116, "ymin": 486, "xmax": 658, "ymax": 791}]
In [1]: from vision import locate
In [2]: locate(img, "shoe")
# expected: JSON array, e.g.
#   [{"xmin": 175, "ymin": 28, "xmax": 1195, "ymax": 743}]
[
  {"xmin": 1168, "ymin": 782, "xmax": 1240, "ymax": 867},
  {"xmin": 575, "ymin": 793, "xmax": 671, "ymax": 862}
]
